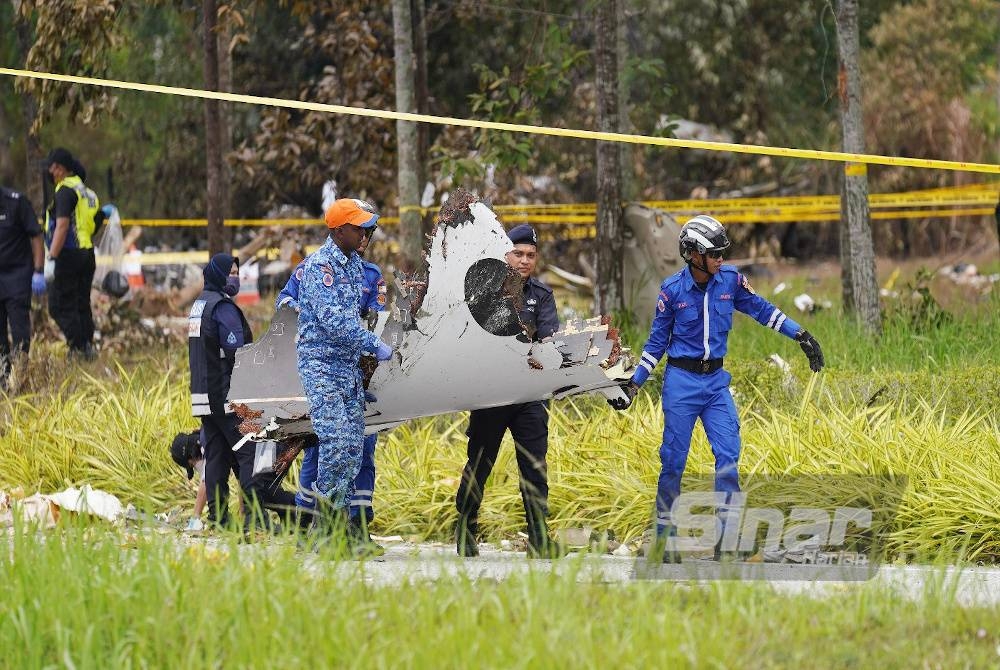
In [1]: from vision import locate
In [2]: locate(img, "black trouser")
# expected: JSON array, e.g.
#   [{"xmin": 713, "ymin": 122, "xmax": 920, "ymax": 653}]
[
  {"xmin": 201, "ymin": 413, "xmax": 297, "ymax": 527},
  {"xmin": 456, "ymin": 401, "xmax": 550, "ymax": 532},
  {"xmin": 48, "ymin": 247, "xmax": 96, "ymax": 352},
  {"xmin": 0, "ymin": 290, "xmax": 31, "ymax": 385}
]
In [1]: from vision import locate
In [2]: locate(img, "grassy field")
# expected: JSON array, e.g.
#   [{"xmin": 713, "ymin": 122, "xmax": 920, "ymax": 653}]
[
  {"xmin": 2, "ymin": 265, "xmax": 1000, "ymax": 666},
  {"xmin": 3, "ymin": 519, "xmax": 1000, "ymax": 669},
  {"xmin": 2, "ymin": 284, "xmax": 999, "ymax": 560}
]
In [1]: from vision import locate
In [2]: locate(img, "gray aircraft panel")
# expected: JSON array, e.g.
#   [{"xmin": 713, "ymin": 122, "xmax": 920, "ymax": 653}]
[{"xmin": 229, "ymin": 192, "xmax": 634, "ymax": 441}]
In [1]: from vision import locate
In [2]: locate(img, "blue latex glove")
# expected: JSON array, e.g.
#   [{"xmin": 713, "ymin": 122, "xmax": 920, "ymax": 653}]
[
  {"xmin": 364, "ymin": 390, "xmax": 378, "ymax": 403},
  {"xmin": 375, "ymin": 341, "xmax": 393, "ymax": 361},
  {"xmin": 31, "ymin": 272, "xmax": 46, "ymax": 296}
]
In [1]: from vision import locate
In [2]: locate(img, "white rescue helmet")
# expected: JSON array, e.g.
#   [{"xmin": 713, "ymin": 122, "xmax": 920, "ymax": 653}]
[{"xmin": 678, "ymin": 214, "xmax": 731, "ymax": 262}]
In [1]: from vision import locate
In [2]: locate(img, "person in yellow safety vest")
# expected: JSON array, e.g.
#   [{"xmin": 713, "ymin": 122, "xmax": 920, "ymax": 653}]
[{"xmin": 44, "ymin": 148, "xmax": 100, "ymax": 360}]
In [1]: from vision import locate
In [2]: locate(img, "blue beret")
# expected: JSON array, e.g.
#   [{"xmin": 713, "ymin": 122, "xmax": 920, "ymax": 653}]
[{"xmin": 507, "ymin": 224, "xmax": 538, "ymax": 247}]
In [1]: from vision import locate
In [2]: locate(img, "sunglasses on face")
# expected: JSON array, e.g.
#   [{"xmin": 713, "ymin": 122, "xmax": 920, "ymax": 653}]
[{"xmin": 706, "ymin": 249, "xmax": 725, "ymax": 259}]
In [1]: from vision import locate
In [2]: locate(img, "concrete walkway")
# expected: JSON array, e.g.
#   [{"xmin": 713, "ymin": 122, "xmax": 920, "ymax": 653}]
[{"xmin": 290, "ymin": 540, "xmax": 1000, "ymax": 607}]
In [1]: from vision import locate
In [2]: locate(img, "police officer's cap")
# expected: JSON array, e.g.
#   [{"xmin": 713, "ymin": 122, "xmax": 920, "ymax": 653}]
[
  {"xmin": 170, "ymin": 431, "xmax": 201, "ymax": 480},
  {"xmin": 507, "ymin": 224, "xmax": 538, "ymax": 247}
]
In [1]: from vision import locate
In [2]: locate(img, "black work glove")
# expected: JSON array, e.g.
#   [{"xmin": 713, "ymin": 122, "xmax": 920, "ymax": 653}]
[
  {"xmin": 608, "ymin": 381, "xmax": 639, "ymax": 411},
  {"xmin": 795, "ymin": 330, "xmax": 825, "ymax": 372}
]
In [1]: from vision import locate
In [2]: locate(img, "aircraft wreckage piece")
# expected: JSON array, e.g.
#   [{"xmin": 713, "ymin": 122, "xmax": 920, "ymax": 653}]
[{"xmin": 228, "ymin": 191, "xmax": 635, "ymax": 440}]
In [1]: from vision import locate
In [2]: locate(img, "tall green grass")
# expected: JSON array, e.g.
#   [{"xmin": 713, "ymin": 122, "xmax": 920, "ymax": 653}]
[
  {"xmin": 1, "ymin": 519, "xmax": 998, "ymax": 668},
  {"xmin": 4, "ymin": 358, "xmax": 999, "ymax": 561}
]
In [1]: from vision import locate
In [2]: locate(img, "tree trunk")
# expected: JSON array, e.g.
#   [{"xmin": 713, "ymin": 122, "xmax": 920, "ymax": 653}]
[
  {"xmin": 995, "ymin": 1, "xmax": 1000, "ymax": 249},
  {"xmin": 412, "ymin": 0, "xmax": 434, "ymax": 239},
  {"xmin": 594, "ymin": 0, "xmax": 624, "ymax": 315},
  {"xmin": 15, "ymin": 10, "xmax": 43, "ymax": 209},
  {"xmin": 616, "ymin": 0, "xmax": 636, "ymax": 203},
  {"xmin": 203, "ymin": 0, "xmax": 225, "ymax": 257},
  {"xmin": 835, "ymin": 0, "xmax": 880, "ymax": 334},
  {"xmin": 218, "ymin": 14, "xmax": 233, "ymax": 229},
  {"xmin": 412, "ymin": 0, "xmax": 429, "ymax": 189},
  {"xmin": 392, "ymin": 0, "xmax": 423, "ymax": 272}
]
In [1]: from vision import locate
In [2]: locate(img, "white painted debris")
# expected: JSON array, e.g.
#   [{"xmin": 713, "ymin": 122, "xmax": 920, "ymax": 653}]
[
  {"xmin": 612, "ymin": 543, "xmax": 635, "ymax": 557},
  {"xmin": 772, "ymin": 281, "xmax": 787, "ymax": 295},
  {"xmin": 0, "ymin": 485, "xmax": 124, "ymax": 527},
  {"xmin": 938, "ymin": 264, "xmax": 1000, "ymax": 292},
  {"xmin": 793, "ymin": 293, "xmax": 815, "ymax": 312},
  {"xmin": 767, "ymin": 354, "xmax": 791, "ymax": 374},
  {"xmin": 46, "ymin": 485, "xmax": 125, "ymax": 523}
]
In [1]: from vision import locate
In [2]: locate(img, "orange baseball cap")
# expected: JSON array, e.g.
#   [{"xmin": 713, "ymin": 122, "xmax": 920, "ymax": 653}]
[{"xmin": 324, "ymin": 198, "xmax": 380, "ymax": 229}]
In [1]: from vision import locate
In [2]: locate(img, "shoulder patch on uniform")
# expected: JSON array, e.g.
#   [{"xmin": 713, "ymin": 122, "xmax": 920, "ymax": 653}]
[
  {"xmin": 657, "ymin": 298, "xmax": 666, "ymax": 312},
  {"xmin": 376, "ymin": 294, "xmax": 386, "ymax": 306},
  {"xmin": 294, "ymin": 266, "xmax": 304, "ymax": 281},
  {"xmin": 226, "ymin": 331, "xmax": 237, "ymax": 345},
  {"xmin": 740, "ymin": 274, "xmax": 756, "ymax": 295},
  {"xmin": 322, "ymin": 273, "xmax": 334, "ymax": 287}
]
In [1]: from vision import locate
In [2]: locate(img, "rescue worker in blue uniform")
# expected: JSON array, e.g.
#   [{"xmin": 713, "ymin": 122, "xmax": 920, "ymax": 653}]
[
  {"xmin": 189, "ymin": 253, "xmax": 300, "ymax": 530},
  {"xmin": 455, "ymin": 224, "xmax": 565, "ymax": 559},
  {"xmin": 296, "ymin": 199, "xmax": 392, "ymax": 549},
  {"xmin": 0, "ymin": 184, "xmax": 45, "ymax": 389},
  {"xmin": 44, "ymin": 148, "xmax": 99, "ymax": 360},
  {"xmin": 610, "ymin": 215, "xmax": 824, "ymax": 562},
  {"xmin": 277, "ymin": 228, "xmax": 386, "ymax": 532}
]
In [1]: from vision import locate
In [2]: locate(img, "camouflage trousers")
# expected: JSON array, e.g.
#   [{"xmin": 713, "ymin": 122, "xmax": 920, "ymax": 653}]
[{"xmin": 299, "ymin": 361, "xmax": 365, "ymax": 510}]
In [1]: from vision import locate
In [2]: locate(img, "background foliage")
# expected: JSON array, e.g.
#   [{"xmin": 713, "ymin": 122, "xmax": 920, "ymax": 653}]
[{"xmin": 1, "ymin": 0, "xmax": 996, "ymax": 258}]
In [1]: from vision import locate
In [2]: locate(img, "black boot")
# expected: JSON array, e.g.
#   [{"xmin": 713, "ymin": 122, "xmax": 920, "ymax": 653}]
[
  {"xmin": 455, "ymin": 515, "xmax": 480, "ymax": 557},
  {"xmin": 348, "ymin": 515, "xmax": 385, "ymax": 558},
  {"xmin": 526, "ymin": 510, "xmax": 565, "ymax": 559}
]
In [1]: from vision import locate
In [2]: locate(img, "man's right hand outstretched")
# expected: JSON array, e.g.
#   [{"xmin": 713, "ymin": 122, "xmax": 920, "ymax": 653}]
[{"xmin": 608, "ymin": 381, "xmax": 639, "ymax": 411}]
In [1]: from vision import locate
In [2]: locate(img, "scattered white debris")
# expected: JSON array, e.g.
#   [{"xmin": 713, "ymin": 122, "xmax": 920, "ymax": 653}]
[
  {"xmin": 46, "ymin": 485, "xmax": 125, "ymax": 523},
  {"xmin": 938, "ymin": 264, "xmax": 1000, "ymax": 292},
  {"xmin": 793, "ymin": 293, "xmax": 815, "ymax": 312},
  {"xmin": 772, "ymin": 282, "xmax": 787, "ymax": 295},
  {"xmin": 612, "ymin": 543, "xmax": 634, "ymax": 557},
  {"xmin": 0, "ymin": 485, "xmax": 124, "ymax": 527},
  {"xmin": 768, "ymin": 354, "xmax": 791, "ymax": 374},
  {"xmin": 793, "ymin": 293, "xmax": 832, "ymax": 312}
]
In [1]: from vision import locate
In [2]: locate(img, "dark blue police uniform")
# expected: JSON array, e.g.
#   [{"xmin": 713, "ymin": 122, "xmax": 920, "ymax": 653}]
[
  {"xmin": 456, "ymin": 225, "xmax": 560, "ymax": 550},
  {"xmin": 0, "ymin": 186, "xmax": 41, "ymax": 384},
  {"xmin": 189, "ymin": 253, "xmax": 299, "ymax": 527},
  {"xmin": 631, "ymin": 264, "xmax": 803, "ymax": 539}
]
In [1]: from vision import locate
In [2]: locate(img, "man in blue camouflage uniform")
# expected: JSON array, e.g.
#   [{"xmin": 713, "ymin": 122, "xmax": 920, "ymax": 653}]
[
  {"xmin": 296, "ymin": 198, "xmax": 392, "ymax": 546},
  {"xmin": 454, "ymin": 224, "xmax": 566, "ymax": 559},
  {"xmin": 610, "ymin": 215, "xmax": 824, "ymax": 562},
  {"xmin": 277, "ymin": 230, "xmax": 386, "ymax": 529}
]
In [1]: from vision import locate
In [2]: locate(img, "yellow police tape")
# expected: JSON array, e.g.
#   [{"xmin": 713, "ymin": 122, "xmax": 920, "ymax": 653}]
[
  {"xmin": 119, "ymin": 205, "xmax": 993, "ymax": 266},
  {"xmin": 120, "ymin": 182, "xmax": 997, "ymax": 230},
  {"xmin": 2, "ymin": 67, "xmax": 999, "ymax": 174}
]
